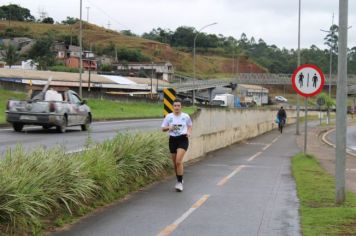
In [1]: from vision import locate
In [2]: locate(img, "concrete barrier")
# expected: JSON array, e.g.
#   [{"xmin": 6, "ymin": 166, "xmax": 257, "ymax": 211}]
[{"xmin": 185, "ymin": 107, "xmax": 318, "ymax": 162}]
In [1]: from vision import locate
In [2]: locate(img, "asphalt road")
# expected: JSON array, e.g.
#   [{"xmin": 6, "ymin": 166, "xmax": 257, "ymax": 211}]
[
  {"xmin": 54, "ymin": 125, "xmax": 301, "ymax": 236},
  {"xmin": 326, "ymin": 125, "xmax": 356, "ymax": 153},
  {"xmin": 0, "ymin": 119, "xmax": 161, "ymax": 155}
]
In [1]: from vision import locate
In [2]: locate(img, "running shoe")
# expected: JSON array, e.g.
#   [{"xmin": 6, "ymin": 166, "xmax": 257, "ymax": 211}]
[{"xmin": 175, "ymin": 182, "xmax": 183, "ymax": 192}]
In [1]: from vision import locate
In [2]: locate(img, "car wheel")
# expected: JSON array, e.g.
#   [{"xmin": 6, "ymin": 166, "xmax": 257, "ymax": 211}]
[
  {"xmin": 13, "ymin": 123, "xmax": 24, "ymax": 132},
  {"xmin": 81, "ymin": 115, "xmax": 91, "ymax": 131},
  {"xmin": 56, "ymin": 116, "xmax": 67, "ymax": 133},
  {"xmin": 42, "ymin": 125, "xmax": 52, "ymax": 130}
]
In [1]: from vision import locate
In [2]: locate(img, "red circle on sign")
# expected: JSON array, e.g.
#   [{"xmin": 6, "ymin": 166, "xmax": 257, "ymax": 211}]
[{"xmin": 291, "ymin": 64, "xmax": 325, "ymax": 97}]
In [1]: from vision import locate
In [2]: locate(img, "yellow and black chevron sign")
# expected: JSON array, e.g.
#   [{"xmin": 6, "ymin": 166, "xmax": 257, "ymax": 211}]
[{"xmin": 163, "ymin": 88, "xmax": 176, "ymax": 116}]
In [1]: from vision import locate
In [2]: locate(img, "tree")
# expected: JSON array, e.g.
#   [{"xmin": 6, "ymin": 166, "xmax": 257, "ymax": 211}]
[
  {"xmin": 28, "ymin": 34, "xmax": 55, "ymax": 70},
  {"xmin": 61, "ymin": 16, "xmax": 79, "ymax": 25},
  {"xmin": 0, "ymin": 4, "xmax": 35, "ymax": 21},
  {"xmin": 0, "ymin": 8, "xmax": 5, "ymax": 19},
  {"xmin": 317, "ymin": 92, "xmax": 336, "ymax": 124},
  {"xmin": 120, "ymin": 30, "xmax": 137, "ymax": 37},
  {"xmin": 172, "ymin": 26, "xmax": 195, "ymax": 47},
  {"xmin": 1, "ymin": 44, "xmax": 20, "ymax": 68},
  {"xmin": 142, "ymin": 28, "xmax": 173, "ymax": 44},
  {"xmin": 42, "ymin": 17, "xmax": 54, "ymax": 24},
  {"xmin": 324, "ymin": 24, "xmax": 338, "ymax": 53}
]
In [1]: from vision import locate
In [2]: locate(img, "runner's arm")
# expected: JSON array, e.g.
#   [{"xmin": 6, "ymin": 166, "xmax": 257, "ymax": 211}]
[
  {"xmin": 186, "ymin": 115, "xmax": 193, "ymax": 137},
  {"xmin": 161, "ymin": 117, "xmax": 173, "ymax": 132},
  {"xmin": 162, "ymin": 126, "xmax": 173, "ymax": 132},
  {"xmin": 187, "ymin": 125, "xmax": 192, "ymax": 137}
]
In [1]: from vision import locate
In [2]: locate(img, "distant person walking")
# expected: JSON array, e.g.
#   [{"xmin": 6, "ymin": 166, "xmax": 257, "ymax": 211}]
[
  {"xmin": 161, "ymin": 98, "xmax": 192, "ymax": 192},
  {"xmin": 277, "ymin": 106, "xmax": 287, "ymax": 133}
]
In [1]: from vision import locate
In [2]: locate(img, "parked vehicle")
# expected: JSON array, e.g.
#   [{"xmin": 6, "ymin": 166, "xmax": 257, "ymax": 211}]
[
  {"xmin": 6, "ymin": 81, "xmax": 92, "ymax": 133},
  {"xmin": 275, "ymin": 96, "xmax": 288, "ymax": 103}
]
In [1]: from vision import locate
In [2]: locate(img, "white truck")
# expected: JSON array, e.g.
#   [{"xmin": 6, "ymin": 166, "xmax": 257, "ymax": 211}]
[{"xmin": 211, "ymin": 94, "xmax": 235, "ymax": 108}]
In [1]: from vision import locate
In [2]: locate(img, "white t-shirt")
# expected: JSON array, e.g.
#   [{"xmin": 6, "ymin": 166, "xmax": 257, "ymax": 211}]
[{"xmin": 161, "ymin": 112, "xmax": 192, "ymax": 137}]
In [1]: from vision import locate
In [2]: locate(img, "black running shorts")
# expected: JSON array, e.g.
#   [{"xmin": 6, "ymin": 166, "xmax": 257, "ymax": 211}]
[{"xmin": 169, "ymin": 135, "xmax": 189, "ymax": 154}]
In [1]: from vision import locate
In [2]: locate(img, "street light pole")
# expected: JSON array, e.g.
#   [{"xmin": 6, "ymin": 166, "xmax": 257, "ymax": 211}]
[
  {"xmin": 86, "ymin": 6, "xmax": 90, "ymax": 23},
  {"xmin": 321, "ymin": 13, "xmax": 335, "ymax": 125},
  {"xmin": 79, "ymin": 0, "xmax": 83, "ymax": 98},
  {"xmin": 296, "ymin": 0, "xmax": 301, "ymax": 135},
  {"xmin": 193, "ymin": 22, "xmax": 217, "ymax": 105},
  {"xmin": 335, "ymin": 0, "xmax": 348, "ymax": 204}
]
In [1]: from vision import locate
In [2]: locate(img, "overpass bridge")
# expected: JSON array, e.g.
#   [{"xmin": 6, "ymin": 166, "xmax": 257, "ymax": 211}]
[
  {"xmin": 167, "ymin": 73, "xmax": 356, "ymax": 102},
  {"xmin": 169, "ymin": 73, "xmax": 356, "ymax": 92}
]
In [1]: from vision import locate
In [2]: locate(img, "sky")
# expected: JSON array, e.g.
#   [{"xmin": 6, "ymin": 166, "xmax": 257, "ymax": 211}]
[{"xmin": 5, "ymin": 0, "xmax": 356, "ymax": 49}]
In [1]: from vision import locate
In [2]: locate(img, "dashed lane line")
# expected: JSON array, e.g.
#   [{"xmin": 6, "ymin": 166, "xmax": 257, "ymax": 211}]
[
  {"xmin": 157, "ymin": 195, "xmax": 210, "ymax": 236},
  {"xmin": 217, "ymin": 165, "xmax": 246, "ymax": 186},
  {"xmin": 247, "ymin": 152, "xmax": 262, "ymax": 162}
]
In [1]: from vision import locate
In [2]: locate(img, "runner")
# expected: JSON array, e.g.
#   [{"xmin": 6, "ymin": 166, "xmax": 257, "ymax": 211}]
[{"xmin": 161, "ymin": 98, "xmax": 192, "ymax": 192}]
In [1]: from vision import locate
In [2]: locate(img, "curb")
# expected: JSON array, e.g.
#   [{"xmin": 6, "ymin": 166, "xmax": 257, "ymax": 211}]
[{"xmin": 321, "ymin": 127, "xmax": 356, "ymax": 157}]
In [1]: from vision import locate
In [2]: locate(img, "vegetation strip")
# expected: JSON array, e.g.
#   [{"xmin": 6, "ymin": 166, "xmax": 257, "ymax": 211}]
[
  {"xmin": 292, "ymin": 153, "xmax": 356, "ymax": 235},
  {"xmin": 0, "ymin": 132, "xmax": 172, "ymax": 235}
]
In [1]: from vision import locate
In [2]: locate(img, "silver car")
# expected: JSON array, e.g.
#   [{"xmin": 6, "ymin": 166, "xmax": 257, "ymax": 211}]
[{"xmin": 6, "ymin": 89, "xmax": 92, "ymax": 133}]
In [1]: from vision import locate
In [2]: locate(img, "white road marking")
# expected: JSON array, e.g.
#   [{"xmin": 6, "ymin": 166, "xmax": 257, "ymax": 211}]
[
  {"xmin": 93, "ymin": 119, "xmax": 161, "ymax": 125},
  {"xmin": 0, "ymin": 119, "xmax": 161, "ymax": 132},
  {"xmin": 272, "ymin": 137, "xmax": 279, "ymax": 143},
  {"xmin": 262, "ymin": 143, "xmax": 272, "ymax": 151},
  {"xmin": 65, "ymin": 148, "xmax": 87, "ymax": 154},
  {"xmin": 247, "ymin": 152, "xmax": 262, "ymax": 162},
  {"xmin": 172, "ymin": 208, "xmax": 196, "ymax": 226},
  {"xmin": 244, "ymin": 142, "xmax": 268, "ymax": 146}
]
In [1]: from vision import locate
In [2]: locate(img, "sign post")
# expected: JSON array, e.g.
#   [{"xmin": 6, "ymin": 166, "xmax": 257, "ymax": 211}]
[
  {"xmin": 163, "ymin": 88, "xmax": 176, "ymax": 117},
  {"xmin": 317, "ymin": 97, "xmax": 326, "ymax": 125},
  {"xmin": 292, "ymin": 64, "xmax": 325, "ymax": 153}
]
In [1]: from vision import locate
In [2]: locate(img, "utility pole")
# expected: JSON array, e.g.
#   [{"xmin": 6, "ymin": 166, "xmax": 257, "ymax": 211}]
[
  {"xmin": 86, "ymin": 7, "xmax": 90, "ymax": 22},
  {"xmin": 335, "ymin": 0, "xmax": 348, "ymax": 204},
  {"xmin": 151, "ymin": 62, "xmax": 153, "ymax": 98},
  {"xmin": 296, "ymin": 0, "xmax": 301, "ymax": 135},
  {"xmin": 115, "ymin": 45, "xmax": 118, "ymax": 62},
  {"xmin": 321, "ymin": 13, "xmax": 335, "ymax": 125},
  {"xmin": 79, "ymin": 0, "xmax": 83, "ymax": 98},
  {"xmin": 107, "ymin": 21, "xmax": 111, "ymax": 29},
  {"xmin": 8, "ymin": 7, "xmax": 11, "ymax": 27}
]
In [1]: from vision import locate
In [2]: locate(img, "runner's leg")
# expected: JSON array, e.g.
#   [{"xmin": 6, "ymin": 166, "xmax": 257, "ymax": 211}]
[
  {"xmin": 171, "ymin": 154, "xmax": 178, "ymax": 179},
  {"xmin": 176, "ymin": 148, "xmax": 186, "ymax": 182}
]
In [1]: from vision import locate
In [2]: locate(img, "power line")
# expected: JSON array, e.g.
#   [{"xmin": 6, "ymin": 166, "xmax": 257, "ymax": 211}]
[{"xmin": 86, "ymin": 0, "xmax": 130, "ymax": 30}]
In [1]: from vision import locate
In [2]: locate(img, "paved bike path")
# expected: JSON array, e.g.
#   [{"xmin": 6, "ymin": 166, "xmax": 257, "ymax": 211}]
[{"xmin": 54, "ymin": 125, "xmax": 300, "ymax": 236}]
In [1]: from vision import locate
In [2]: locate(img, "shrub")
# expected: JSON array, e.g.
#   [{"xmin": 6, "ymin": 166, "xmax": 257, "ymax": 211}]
[
  {"xmin": 0, "ymin": 132, "xmax": 171, "ymax": 234},
  {"xmin": 49, "ymin": 65, "xmax": 81, "ymax": 73}
]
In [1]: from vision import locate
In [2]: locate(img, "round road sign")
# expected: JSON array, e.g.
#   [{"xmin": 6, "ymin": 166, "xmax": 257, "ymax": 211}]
[{"xmin": 291, "ymin": 64, "xmax": 325, "ymax": 97}]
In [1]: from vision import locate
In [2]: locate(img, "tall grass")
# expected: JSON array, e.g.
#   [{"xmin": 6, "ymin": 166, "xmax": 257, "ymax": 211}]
[{"xmin": 0, "ymin": 132, "xmax": 171, "ymax": 234}]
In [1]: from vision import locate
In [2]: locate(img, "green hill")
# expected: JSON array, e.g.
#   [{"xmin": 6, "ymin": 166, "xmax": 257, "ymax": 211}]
[{"xmin": 0, "ymin": 20, "xmax": 267, "ymax": 78}]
